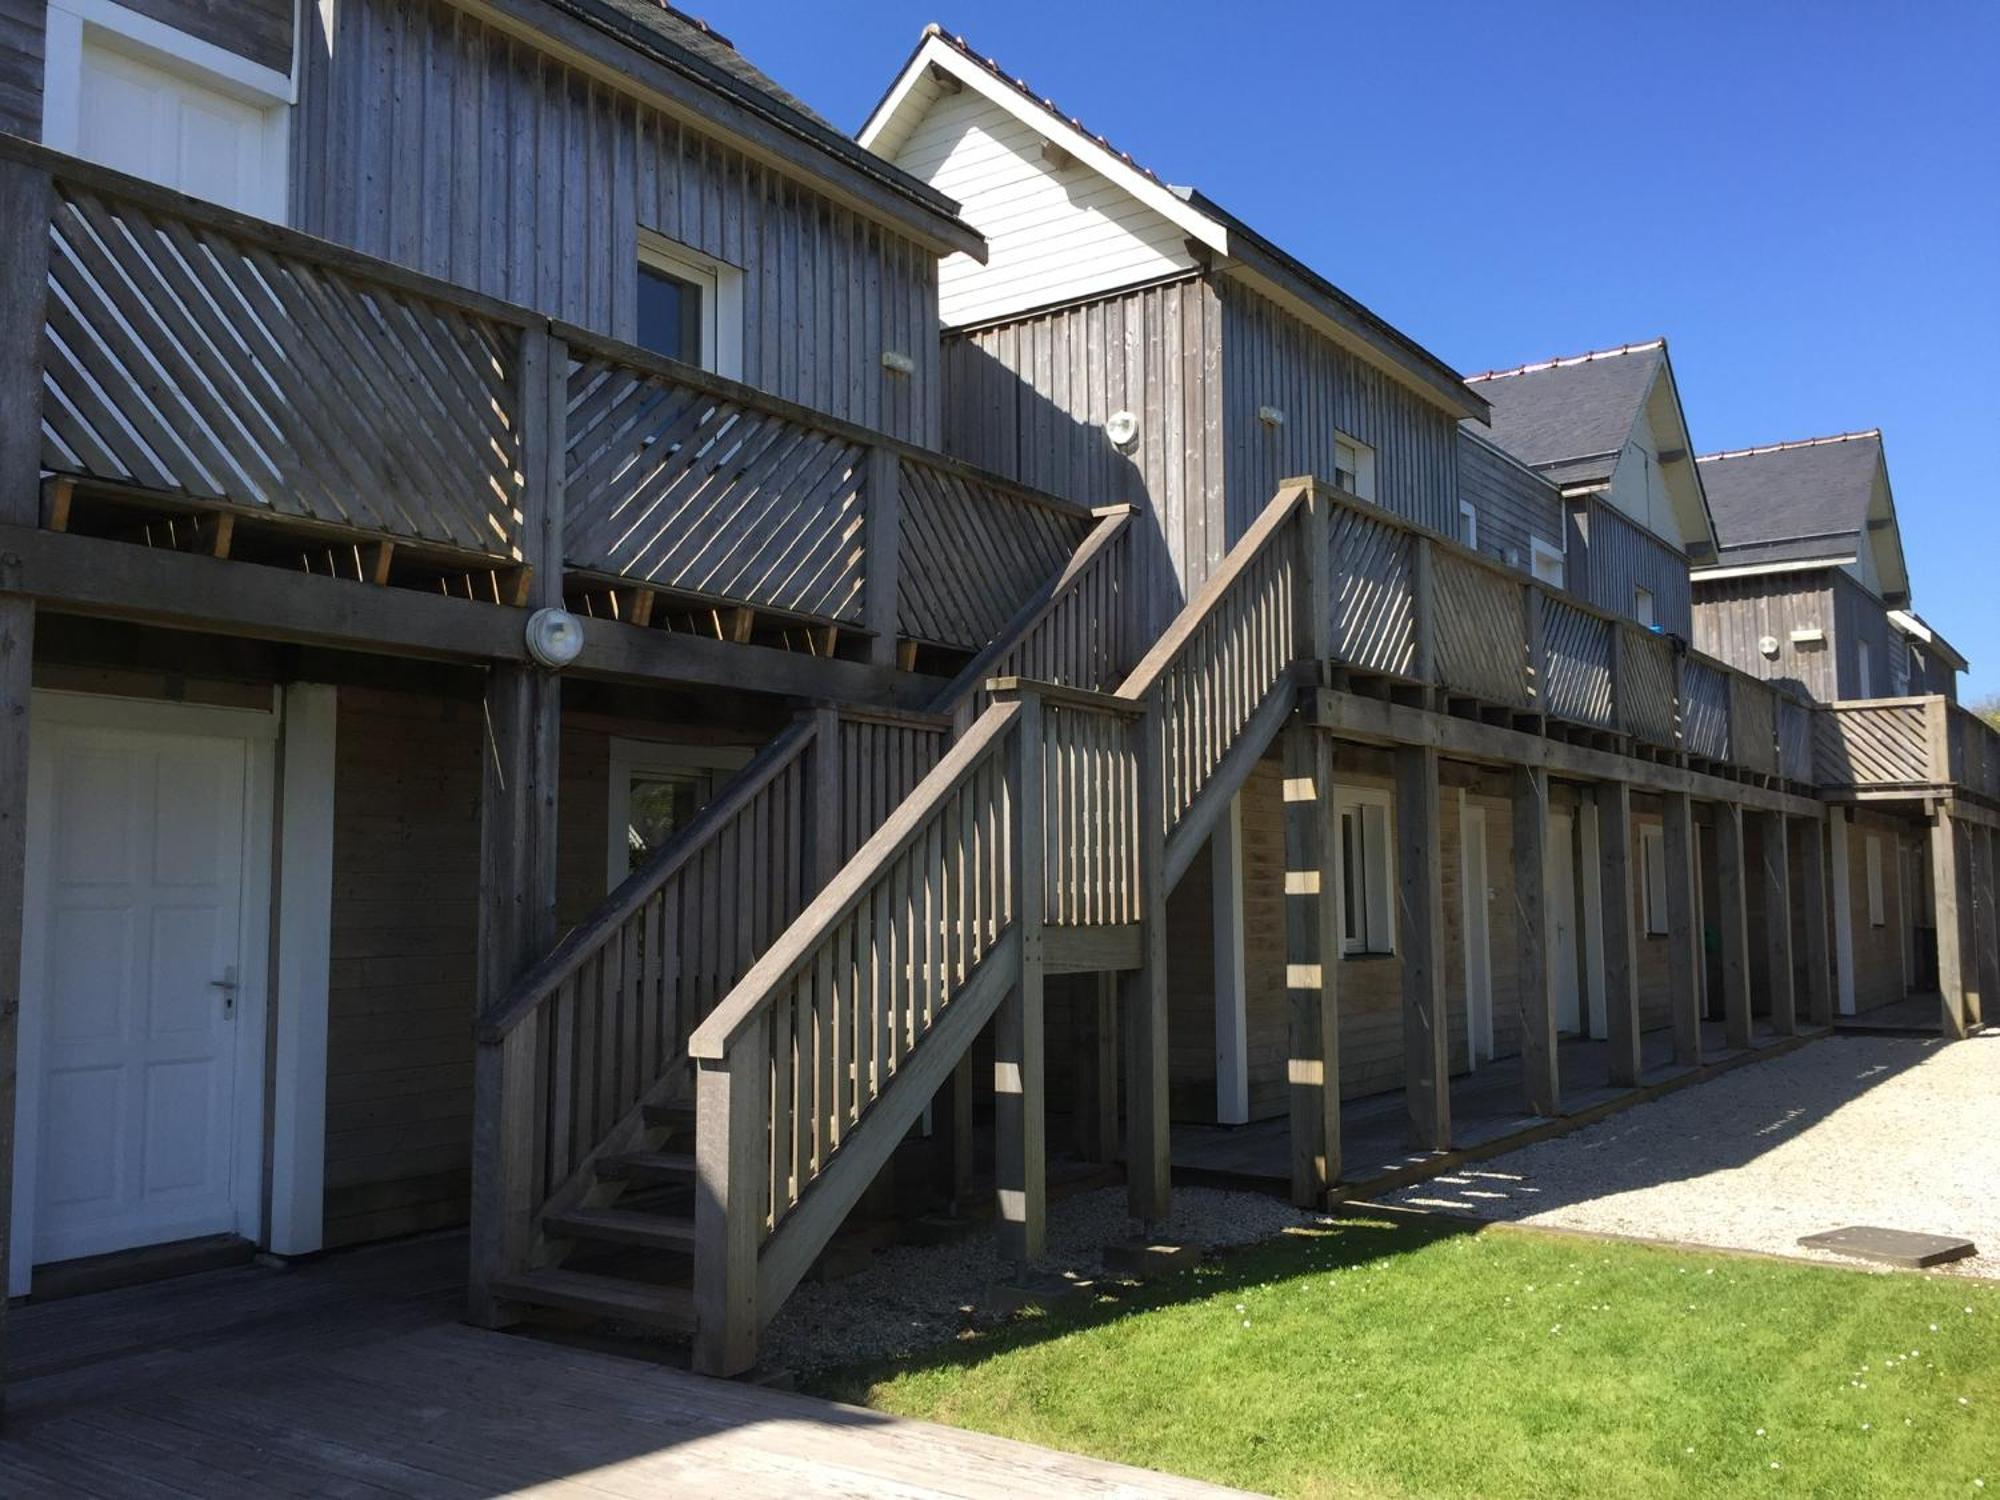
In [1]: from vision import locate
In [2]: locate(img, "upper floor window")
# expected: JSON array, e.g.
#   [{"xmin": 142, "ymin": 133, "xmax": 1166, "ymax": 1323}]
[
  {"xmin": 1332, "ymin": 435, "xmax": 1376, "ymax": 502},
  {"xmin": 1457, "ymin": 499, "xmax": 1479, "ymax": 551},
  {"xmin": 1336, "ymin": 787, "xmax": 1394, "ymax": 956},
  {"xmin": 1633, "ymin": 586, "xmax": 1656, "ymax": 629},
  {"xmin": 636, "ymin": 231, "xmax": 743, "ymax": 379},
  {"xmin": 606, "ymin": 738, "xmax": 750, "ymax": 890},
  {"xmin": 1530, "ymin": 537, "xmax": 1565, "ymax": 587},
  {"xmin": 43, "ymin": 0, "xmax": 292, "ymax": 222}
]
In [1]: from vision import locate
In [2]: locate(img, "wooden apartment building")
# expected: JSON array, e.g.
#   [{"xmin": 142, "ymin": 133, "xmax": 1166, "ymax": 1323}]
[{"xmin": 0, "ymin": 6, "xmax": 1991, "ymax": 1389}]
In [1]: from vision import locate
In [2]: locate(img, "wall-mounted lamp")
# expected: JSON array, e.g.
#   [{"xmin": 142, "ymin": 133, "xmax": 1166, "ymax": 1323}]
[
  {"xmin": 526, "ymin": 606, "xmax": 586, "ymax": 670},
  {"xmin": 1257, "ymin": 405, "xmax": 1286, "ymax": 428},
  {"xmin": 1758, "ymin": 634, "xmax": 1780, "ymax": 659},
  {"xmin": 880, "ymin": 350, "xmax": 915, "ymax": 375},
  {"xmin": 1104, "ymin": 409, "xmax": 1140, "ymax": 451}
]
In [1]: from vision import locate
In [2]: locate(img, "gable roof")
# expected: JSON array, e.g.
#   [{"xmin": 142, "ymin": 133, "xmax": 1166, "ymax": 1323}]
[
  {"xmin": 1462, "ymin": 340, "xmax": 1667, "ymax": 489},
  {"xmin": 527, "ymin": 0, "xmax": 983, "ymax": 257},
  {"xmin": 1694, "ymin": 430, "xmax": 1909, "ymax": 599},
  {"xmin": 858, "ymin": 26, "xmax": 1486, "ymax": 422}
]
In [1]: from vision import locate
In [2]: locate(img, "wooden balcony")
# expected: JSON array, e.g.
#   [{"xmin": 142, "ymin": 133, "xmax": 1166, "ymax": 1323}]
[
  {"xmin": 1815, "ymin": 696, "xmax": 2000, "ymax": 800},
  {"xmin": 7, "ymin": 135, "xmax": 1093, "ymax": 668}
]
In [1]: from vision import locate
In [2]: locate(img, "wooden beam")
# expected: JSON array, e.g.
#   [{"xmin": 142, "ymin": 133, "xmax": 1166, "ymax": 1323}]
[
  {"xmin": 1797, "ymin": 813, "xmax": 1834, "ymax": 1027},
  {"xmin": 1761, "ymin": 812, "xmax": 1797, "ymax": 1036},
  {"xmin": 1931, "ymin": 811, "xmax": 1969, "ymax": 1039},
  {"xmin": 1511, "ymin": 766, "xmax": 1560, "ymax": 1116},
  {"xmin": 1661, "ymin": 790, "xmax": 1703, "ymax": 1067},
  {"xmin": 1212, "ymin": 793, "xmax": 1249, "ymax": 1125},
  {"xmin": 692, "ymin": 1010, "xmax": 769, "ymax": 1376},
  {"xmin": 1396, "ymin": 743, "xmax": 1449, "ymax": 1150},
  {"xmin": 995, "ymin": 692, "xmax": 1045, "ymax": 1265},
  {"xmin": 1122, "ymin": 697, "xmax": 1172, "ymax": 1225},
  {"xmin": 1596, "ymin": 782, "xmax": 1641, "ymax": 1087},
  {"xmin": 1309, "ymin": 688, "xmax": 1823, "ymax": 818},
  {"xmin": 1283, "ymin": 722, "xmax": 1340, "ymax": 1205},
  {"xmin": 1714, "ymin": 802, "xmax": 1753, "ymax": 1050}
]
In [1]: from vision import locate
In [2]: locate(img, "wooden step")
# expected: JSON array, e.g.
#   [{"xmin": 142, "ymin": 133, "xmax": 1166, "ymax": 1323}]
[
  {"xmin": 493, "ymin": 1267, "xmax": 694, "ymax": 1332},
  {"xmin": 642, "ymin": 1102, "xmax": 695, "ymax": 1134},
  {"xmin": 598, "ymin": 1149, "xmax": 698, "ymax": 1185},
  {"xmin": 543, "ymin": 1205, "xmax": 697, "ymax": 1254}
]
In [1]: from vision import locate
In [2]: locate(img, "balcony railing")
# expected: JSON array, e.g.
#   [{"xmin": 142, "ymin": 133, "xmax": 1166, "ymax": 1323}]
[
  {"xmin": 8, "ymin": 135, "xmax": 1093, "ymax": 657},
  {"xmin": 1817, "ymin": 696, "xmax": 2000, "ymax": 798}
]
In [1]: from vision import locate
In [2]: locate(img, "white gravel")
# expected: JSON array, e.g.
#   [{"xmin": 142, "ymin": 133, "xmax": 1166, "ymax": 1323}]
[
  {"xmin": 762, "ymin": 1185, "xmax": 1316, "ymax": 1375},
  {"xmin": 1388, "ymin": 1032, "xmax": 2000, "ymax": 1277}
]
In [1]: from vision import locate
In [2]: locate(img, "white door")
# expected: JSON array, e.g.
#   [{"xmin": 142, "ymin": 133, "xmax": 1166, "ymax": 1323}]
[
  {"xmin": 1550, "ymin": 811, "xmax": 1582, "ymax": 1033},
  {"xmin": 72, "ymin": 36, "xmax": 287, "ymax": 219},
  {"xmin": 16, "ymin": 705, "xmax": 271, "ymax": 1278},
  {"xmin": 1461, "ymin": 799, "xmax": 1493, "ymax": 1063}
]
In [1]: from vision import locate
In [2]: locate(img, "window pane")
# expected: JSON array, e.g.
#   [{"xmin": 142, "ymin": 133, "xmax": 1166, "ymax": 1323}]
[
  {"xmin": 1342, "ymin": 812, "xmax": 1361, "ymax": 945},
  {"xmin": 636, "ymin": 263, "xmax": 704, "ymax": 365},
  {"xmin": 627, "ymin": 768, "xmax": 715, "ymax": 870}
]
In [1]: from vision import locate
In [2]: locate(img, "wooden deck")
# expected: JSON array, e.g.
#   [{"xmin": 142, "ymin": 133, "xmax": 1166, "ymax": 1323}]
[{"xmin": 1, "ymin": 1232, "xmax": 1247, "ymax": 1498}]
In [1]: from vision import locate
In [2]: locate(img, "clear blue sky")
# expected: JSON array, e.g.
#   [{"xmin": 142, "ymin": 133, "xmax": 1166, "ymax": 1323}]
[{"xmin": 724, "ymin": 3, "xmax": 1999, "ymax": 700}]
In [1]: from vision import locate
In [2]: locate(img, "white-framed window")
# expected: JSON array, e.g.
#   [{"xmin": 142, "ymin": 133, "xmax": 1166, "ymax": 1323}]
[
  {"xmin": 42, "ymin": 0, "xmax": 293, "ymax": 222},
  {"xmin": 1640, "ymin": 824, "xmax": 1668, "ymax": 936},
  {"xmin": 1530, "ymin": 536, "xmax": 1566, "ymax": 587},
  {"xmin": 636, "ymin": 230, "xmax": 744, "ymax": 379},
  {"xmin": 1332, "ymin": 434, "xmax": 1377, "ymax": 502},
  {"xmin": 1335, "ymin": 787, "xmax": 1394, "ymax": 956},
  {"xmin": 1457, "ymin": 499, "xmax": 1479, "ymax": 550},
  {"xmin": 1633, "ymin": 586, "xmax": 1656, "ymax": 629},
  {"xmin": 1856, "ymin": 643, "xmax": 1874, "ymax": 700},
  {"xmin": 605, "ymin": 738, "xmax": 751, "ymax": 891},
  {"xmin": 1864, "ymin": 834, "xmax": 1885, "ymax": 927}
]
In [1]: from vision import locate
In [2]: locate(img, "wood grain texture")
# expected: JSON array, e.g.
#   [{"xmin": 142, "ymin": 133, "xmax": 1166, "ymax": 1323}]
[{"xmin": 0, "ymin": 0, "xmax": 41, "ymax": 143}]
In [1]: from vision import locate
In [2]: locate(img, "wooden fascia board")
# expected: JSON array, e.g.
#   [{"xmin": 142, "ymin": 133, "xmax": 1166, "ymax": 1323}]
[
  {"xmin": 1308, "ymin": 687, "xmax": 1824, "ymax": 818},
  {"xmin": 1638, "ymin": 354, "xmax": 1720, "ymax": 555},
  {"xmin": 863, "ymin": 34, "xmax": 1229, "ymax": 258},
  {"xmin": 455, "ymin": 0, "xmax": 987, "ymax": 262}
]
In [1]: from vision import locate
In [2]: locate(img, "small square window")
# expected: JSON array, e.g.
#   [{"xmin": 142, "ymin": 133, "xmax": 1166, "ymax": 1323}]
[
  {"xmin": 1457, "ymin": 499, "xmax": 1479, "ymax": 550},
  {"xmin": 1633, "ymin": 586, "xmax": 1656, "ymax": 629},
  {"xmin": 634, "ymin": 231, "xmax": 742, "ymax": 378},
  {"xmin": 636, "ymin": 261, "xmax": 706, "ymax": 367},
  {"xmin": 606, "ymin": 738, "xmax": 751, "ymax": 890},
  {"xmin": 1332, "ymin": 435, "xmax": 1376, "ymax": 502}
]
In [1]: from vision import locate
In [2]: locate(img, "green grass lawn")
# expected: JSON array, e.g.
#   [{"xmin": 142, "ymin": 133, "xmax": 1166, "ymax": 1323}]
[{"xmin": 811, "ymin": 1212, "xmax": 2000, "ymax": 1499}]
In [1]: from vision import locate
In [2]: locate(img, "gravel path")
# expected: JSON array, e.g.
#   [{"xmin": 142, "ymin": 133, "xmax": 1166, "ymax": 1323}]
[
  {"xmin": 763, "ymin": 1185, "xmax": 1317, "ymax": 1375},
  {"xmin": 1388, "ymin": 1033, "xmax": 2000, "ymax": 1276}
]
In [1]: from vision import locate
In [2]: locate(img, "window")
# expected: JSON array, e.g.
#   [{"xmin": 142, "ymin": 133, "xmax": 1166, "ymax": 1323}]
[
  {"xmin": 1530, "ymin": 537, "xmax": 1565, "ymax": 587},
  {"xmin": 1864, "ymin": 834, "xmax": 1885, "ymax": 927},
  {"xmin": 1856, "ymin": 644, "xmax": 1874, "ymax": 700},
  {"xmin": 1331, "ymin": 435, "xmax": 1376, "ymax": 502},
  {"xmin": 1457, "ymin": 499, "xmax": 1479, "ymax": 550},
  {"xmin": 1640, "ymin": 825, "xmax": 1668, "ymax": 936},
  {"xmin": 1633, "ymin": 586, "xmax": 1656, "ymax": 629},
  {"xmin": 605, "ymin": 739, "xmax": 751, "ymax": 890},
  {"xmin": 42, "ymin": 0, "xmax": 292, "ymax": 222},
  {"xmin": 1335, "ymin": 788, "xmax": 1394, "ymax": 955},
  {"xmin": 635, "ymin": 231, "xmax": 743, "ymax": 378}
]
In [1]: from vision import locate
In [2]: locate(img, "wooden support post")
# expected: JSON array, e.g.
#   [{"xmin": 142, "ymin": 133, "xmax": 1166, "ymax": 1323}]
[
  {"xmin": 1411, "ymin": 537, "xmax": 1437, "ymax": 699},
  {"xmin": 1798, "ymin": 813, "xmax": 1834, "ymax": 1028},
  {"xmin": 1511, "ymin": 766, "xmax": 1560, "ymax": 1116},
  {"xmin": 1661, "ymin": 790, "xmax": 1703, "ymax": 1067},
  {"xmin": 1122, "ymin": 697, "xmax": 1172, "ymax": 1225},
  {"xmin": 1396, "ymin": 743, "xmax": 1448, "ymax": 1150},
  {"xmin": 861, "ymin": 445, "xmax": 903, "ymax": 667},
  {"xmin": 809, "ymin": 705, "xmax": 842, "ymax": 890},
  {"xmin": 692, "ymin": 1010, "xmax": 769, "ymax": 1377},
  {"xmin": 995, "ymin": 692, "xmax": 1045, "ymax": 1264},
  {"xmin": 1283, "ymin": 721, "xmax": 1340, "ymax": 1205},
  {"xmin": 467, "ymin": 662, "xmax": 561, "ymax": 1326},
  {"xmin": 1596, "ymin": 782, "xmax": 1642, "ymax": 1087},
  {"xmin": 1071, "ymin": 973, "xmax": 1119, "ymax": 1163},
  {"xmin": 1760, "ymin": 812, "xmax": 1796, "ymax": 1036},
  {"xmin": 1212, "ymin": 793, "xmax": 1249, "ymax": 1125},
  {"xmin": 1523, "ymin": 588, "xmax": 1546, "ymax": 714},
  {"xmin": 1979, "ymin": 828, "xmax": 1999, "ymax": 1032},
  {"xmin": 1931, "ymin": 810, "xmax": 1969, "ymax": 1040},
  {"xmin": 1714, "ymin": 802, "xmax": 1753, "ymax": 1051}
]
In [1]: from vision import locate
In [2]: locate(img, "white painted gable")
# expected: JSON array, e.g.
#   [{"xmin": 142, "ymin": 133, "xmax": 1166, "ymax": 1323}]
[{"xmin": 873, "ymin": 78, "xmax": 1197, "ymax": 327}]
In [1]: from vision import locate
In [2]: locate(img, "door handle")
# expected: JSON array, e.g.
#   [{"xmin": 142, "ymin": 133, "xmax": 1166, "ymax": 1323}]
[{"xmin": 211, "ymin": 965, "xmax": 239, "ymax": 1018}]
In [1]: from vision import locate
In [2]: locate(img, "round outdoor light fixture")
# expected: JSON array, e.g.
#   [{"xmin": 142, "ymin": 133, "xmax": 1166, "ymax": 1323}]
[
  {"xmin": 525, "ymin": 606, "xmax": 586, "ymax": 670},
  {"xmin": 1758, "ymin": 634, "xmax": 1780, "ymax": 659},
  {"xmin": 1104, "ymin": 409, "xmax": 1140, "ymax": 451}
]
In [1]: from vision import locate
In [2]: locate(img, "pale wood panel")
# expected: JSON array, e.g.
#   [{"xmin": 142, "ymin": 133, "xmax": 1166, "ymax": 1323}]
[
  {"xmin": 1328, "ymin": 504, "xmax": 1417, "ymax": 678},
  {"xmin": 1692, "ymin": 570, "xmax": 1836, "ymax": 703},
  {"xmin": 292, "ymin": 0, "xmax": 941, "ymax": 445},
  {"xmin": 1543, "ymin": 597, "xmax": 1615, "ymax": 729},
  {"xmin": 1816, "ymin": 701, "xmax": 1932, "ymax": 786},
  {"xmin": 1621, "ymin": 627, "xmax": 1676, "ymax": 747},
  {"xmin": 1434, "ymin": 548, "xmax": 1528, "ymax": 706},
  {"xmin": 1681, "ymin": 658, "xmax": 1731, "ymax": 762},
  {"xmin": 117, "ymin": 0, "xmax": 291, "ymax": 71},
  {"xmin": 1455, "ymin": 430, "xmax": 1564, "ymax": 573}
]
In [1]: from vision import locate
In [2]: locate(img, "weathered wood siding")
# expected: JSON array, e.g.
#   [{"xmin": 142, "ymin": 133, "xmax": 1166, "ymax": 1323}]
[
  {"xmin": 0, "ymin": 0, "xmax": 43, "ymax": 139},
  {"xmin": 878, "ymin": 74, "xmax": 1196, "ymax": 328},
  {"xmin": 1455, "ymin": 428, "xmax": 1564, "ymax": 574},
  {"xmin": 119, "ymin": 0, "xmax": 292, "ymax": 72},
  {"xmin": 1693, "ymin": 570, "xmax": 1838, "ymax": 703},
  {"xmin": 1218, "ymin": 276, "xmax": 1459, "ymax": 544},
  {"xmin": 293, "ymin": 0, "xmax": 941, "ymax": 445},
  {"xmin": 1566, "ymin": 494, "xmax": 1692, "ymax": 637},
  {"xmin": 1831, "ymin": 570, "xmax": 1893, "ymax": 699},
  {"xmin": 941, "ymin": 274, "xmax": 1221, "ymax": 631}
]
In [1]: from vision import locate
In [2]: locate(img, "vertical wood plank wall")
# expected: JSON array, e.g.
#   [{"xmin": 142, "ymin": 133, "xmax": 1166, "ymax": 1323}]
[
  {"xmin": 1830, "ymin": 570, "xmax": 1893, "ymax": 699},
  {"xmin": 291, "ymin": 0, "xmax": 941, "ymax": 446},
  {"xmin": 0, "ymin": 0, "xmax": 45, "ymax": 138},
  {"xmin": 1454, "ymin": 431, "xmax": 1565, "ymax": 574},
  {"xmin": 1565, "ymin": 495, "xmax": 1693, "ymax": 637},
  {"xmin": 941, "ymin": 274, "xmax": 1224, "ymax": 633},
  {"xmin": 1693, "ymin": 570, "xmax": 1838, "ymax": 702},
  {"xmin": 1217, "ymin": 276, "xmax": 1459, "ymax": 544}
]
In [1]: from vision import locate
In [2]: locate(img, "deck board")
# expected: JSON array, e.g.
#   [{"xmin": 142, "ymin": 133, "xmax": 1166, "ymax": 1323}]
[{"xmin": 2, "ymin": 1233, "xmax": 1245, "ymax": 1498}]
